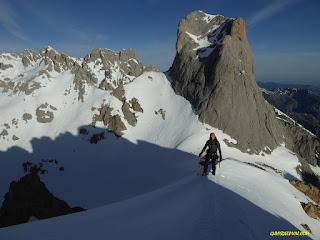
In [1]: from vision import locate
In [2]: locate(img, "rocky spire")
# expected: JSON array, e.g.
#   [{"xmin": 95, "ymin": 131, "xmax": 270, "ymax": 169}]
[
  {"xmin": 170, "ymin": 11, "xmax": 320, "ymax": 169},
  {"xmin": 170, "ymin": 10, "xmax": 283, "ymax": 153}
]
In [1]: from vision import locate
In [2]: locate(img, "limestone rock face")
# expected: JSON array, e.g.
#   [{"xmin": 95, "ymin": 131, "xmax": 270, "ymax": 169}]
[
  {"xmin": 0, "ymin": 63, "xmax": 13, "ymax": 70},
  {"xmin": 35, "ymin": 103, "xmax": 57, "ymax": 123},
  {"xmin": 91, "ymin": 104, "xmax": 127, "ymax": 137},
  {"xmin": 290, "ymin": 180, "xmax": 320, "ymax": 205},
  {"xmin": 142, "ymin": 65, "xmax": 158, "ymax": 73},
  {"xmin": 170, "ymin": 10, "xmax": 320, "ymax": 168},
  {"xmin": 129, "ymin": 98, "xmax": 143, "ymax": 113},
  {"xmin": 279, "ymin": 112, "xmax": 320, "ymax": 167},
  {"xmin": 175, "ymin": 11, "xmax": 230, "ymax": 54},
  {"xmin": 20, "ymin": 49, "xmax": 42, "ymax": 68},
  {"xmin": 300, "ymin": 202, "xmax": 320, "ymax": 219},
  {"xmin": 171, "ymin": 11, "xmax": 282, "ymax": 153},
  {"xmin": 0, "ymin": 46, "xmax": 144, "ymax": 101},
  {"xmin": 122, "ymin": 100, "xmax": 137, "ymax": 127},
  {"xmin": 39, "ymin": 46, "xmax": 75, "ymax": 72},
  {"xmin": 85, "ymin": 48, "xmax": 143, "ymax": 89}
]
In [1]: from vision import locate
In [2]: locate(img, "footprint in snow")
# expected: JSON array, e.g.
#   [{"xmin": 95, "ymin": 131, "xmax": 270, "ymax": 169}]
[
  {"xmin": 220, "ymin": 175, "xmax": 230, "ymax": 179},
  {"xmin": 237, "ymin": 184, "xmax": 251, "ymax": 192}
]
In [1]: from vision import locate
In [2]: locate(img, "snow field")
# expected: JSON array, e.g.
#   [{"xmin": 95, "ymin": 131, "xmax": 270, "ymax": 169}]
[{"xmin": 0, "ymin": 69, "xmax": 319, "ymax": 239}]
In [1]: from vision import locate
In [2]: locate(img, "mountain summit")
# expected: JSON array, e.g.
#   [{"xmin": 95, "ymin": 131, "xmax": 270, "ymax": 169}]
[
  {"xmin": 170, "ymin": 10, "xmax": 320, "ymax": 168},
  {"xmin": 170, "ymin": 10, "xmax": 282, "ymax": 153}
]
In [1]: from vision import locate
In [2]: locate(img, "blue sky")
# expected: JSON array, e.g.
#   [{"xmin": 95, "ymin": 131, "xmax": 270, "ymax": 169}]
[{"xmin": 0, "ymin": 0, "xmax": 319, "ymax": 85}]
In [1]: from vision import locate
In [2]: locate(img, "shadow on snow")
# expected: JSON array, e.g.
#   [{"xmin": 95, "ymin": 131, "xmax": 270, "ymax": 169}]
[{"xmin": 0, "ymin": 126, "xmax": 311, "ymax": 239}]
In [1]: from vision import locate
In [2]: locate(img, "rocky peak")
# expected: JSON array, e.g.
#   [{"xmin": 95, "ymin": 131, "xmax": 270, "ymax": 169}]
[
  {"xmin": 19, "ymin": 49, "xmax": 41, "ymax": 68},
  {"xmin": 143, "ymin": 65, "xmax": 158, "ymax": 73},
  {"xmin": 176, "ymin": 10, "xmax": 231, "ymax": 55},
  {"xmin": 171, "ymin": 11, "xmax": 282, "ymax": 153},
  {"xmin": 119, "ymin": 49, "xmax": 139, "ymax": 62},
  {"xmin": 39, "ymin": 46, "xmax": 60, "ymax": 58},
  {"xmin": 83, "ymin": 48, "xmax": 144, "ymax": 91},
  {"xmin": 170, "ymin": 11, "xmax": 320, "ymax": 168},
  {"xmin": 85, "ymin": 48, "xmax": 143, "ymax": 78},
  {"xmin": 0, "ymin": 46, "xmax": 145, "ymax": 100},
  {"xmin": 39, "ymin": 46, "xmax": 75, "ymax": 72}
]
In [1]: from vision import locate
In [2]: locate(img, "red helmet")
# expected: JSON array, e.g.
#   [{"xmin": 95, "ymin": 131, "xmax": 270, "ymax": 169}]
[{"xmin": 210, "ymin": 132, "xmax": 215, "ymax": 137}]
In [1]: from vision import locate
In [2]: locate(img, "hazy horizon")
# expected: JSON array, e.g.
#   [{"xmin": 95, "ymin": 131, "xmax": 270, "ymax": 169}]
[{"xmin": 256, "ymin": 75, "xmax": 320, "ymax": 87}]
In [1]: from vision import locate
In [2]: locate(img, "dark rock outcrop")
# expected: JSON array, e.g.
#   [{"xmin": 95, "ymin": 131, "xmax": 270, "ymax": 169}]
[
  {"xmin": 0, "ymin": 173, "xmax": 85, "ymax": 228},
  {"xmin": 0, "ymin": 63, "xmax": 13, "ymax": 70},
  {"xmin": 22, "ymin": 159, "xmax": 62, "ymax": 176},
  {"xmin": 91, "ymin": 104, "xmax": 127, "ymax": 137},
  {"xmin": 35, "ymin": 103, "xmax": 56, "ymax": 123},
  {"xmin": 90, "ymin": 132, "xmax": 105, "ymax": 144},
  {"xmin": 290, "ymin": 180, "xmax": 320, "ymax": 205},
  {"xmin": 155, "ymin": 109, "xmax": 166, "ymax": 120},
  {"xmin": 110, "ymin": 86, "xmax": 142, "ymax": 127},
  {"xmin": 12, "ymin": 135, "xmax": 19, "ymax": 141},
  {"xmin": 129, "ymin": 98, "xmax": 143, "ymax": 113},
  {"xmin": 301, "ymin": 224, "xmax": 312, "ymax": 234},
  {"xmin": 111, "ymin": 84, "xmax": 125, "ymax": 101},
  {"xmin": 122, "ymin": 100, "xmax": 137, "ymax": 126},
  {"xmin": 300, "ymin": 202, "xmax": 320, "ymax": 219},
  {"xmin": 22, "ymin": 113, "xmax": 33, "ymax": 123}
]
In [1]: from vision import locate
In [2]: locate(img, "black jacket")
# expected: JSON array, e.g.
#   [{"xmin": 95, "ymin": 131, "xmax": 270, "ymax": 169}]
[{"xmin": 200, "ymin": 138, "xmax": 222, "ymax": 160}]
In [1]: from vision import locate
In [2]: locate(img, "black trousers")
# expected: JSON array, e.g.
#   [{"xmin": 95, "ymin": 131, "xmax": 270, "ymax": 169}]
[{"xmin": 203, "ymin": 153, "xmax": 218, "ymax": 174}]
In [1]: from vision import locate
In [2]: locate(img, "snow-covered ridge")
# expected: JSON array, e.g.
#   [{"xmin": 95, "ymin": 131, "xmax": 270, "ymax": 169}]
[
  {"xmin": 275, "ymin": 108, "xmax": 316, "ymax": 137},
  {"xmin": 262, "ymin": 87, "xmax": 294, "ymax": 96},
  {"xmin": 262, "ymin": 87, "xmax": 318, "ymax": 138},
  {"xmin": 262, "ymin": 87, "xmax": 318, "ymax": 98},
  {"xmin": 0, "ymin": 46, "xmax": 144, "ymax": 99}
]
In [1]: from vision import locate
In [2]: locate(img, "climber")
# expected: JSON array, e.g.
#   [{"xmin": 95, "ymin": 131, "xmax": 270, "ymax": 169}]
[{"xmin": 199, "ymin": 132, "xmax": 222, "ymax": 176}]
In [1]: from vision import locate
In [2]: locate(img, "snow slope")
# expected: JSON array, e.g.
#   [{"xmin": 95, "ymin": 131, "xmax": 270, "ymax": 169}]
[
  {"xmin": 0, "ymin": 64, "xmax": 319, "ymax": 238},
  {"xmin": 0, "ymin": 160, "xmax": 317, "ymax": 239}
]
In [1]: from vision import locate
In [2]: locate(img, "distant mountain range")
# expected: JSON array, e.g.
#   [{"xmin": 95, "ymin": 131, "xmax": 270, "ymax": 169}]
[
  {"xmin": 257, "ymin": 81, "xmax": 320, "ymax": 95},
  {"xmin": 261, "ymin": 87, "xmax": 320, "ymax": 138}
]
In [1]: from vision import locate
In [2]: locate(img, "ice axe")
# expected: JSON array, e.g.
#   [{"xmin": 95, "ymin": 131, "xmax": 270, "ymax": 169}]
[{"xmin": 219, "ymin": 158, "xmax": 223, "ymax": 168}]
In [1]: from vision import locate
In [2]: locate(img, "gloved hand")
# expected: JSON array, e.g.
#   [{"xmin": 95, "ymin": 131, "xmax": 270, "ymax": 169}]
[{"xmin": 220, "ymin": 157, "xmax": 222, "ymax": 162}]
